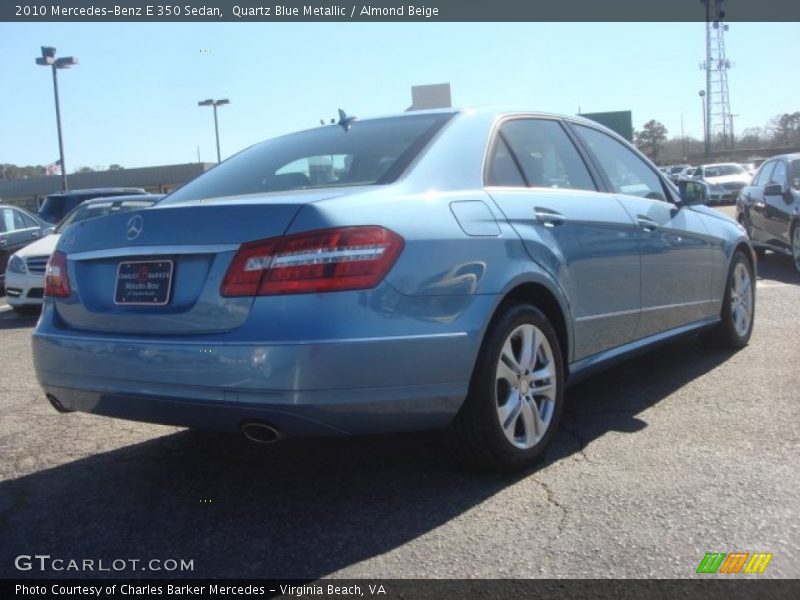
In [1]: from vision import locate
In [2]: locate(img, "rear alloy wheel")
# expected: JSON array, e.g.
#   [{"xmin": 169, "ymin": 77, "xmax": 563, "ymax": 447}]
[
  {"xmin": 450, "ymin": 304, "xmax": 564, "ymax": 471},
  {"xmin": 701, "ymin": 250, "xmax": 755, "ymax": 349},
  {"xmin": 793, "ymin": 227, "xmax": 800, "ymax": 274}
]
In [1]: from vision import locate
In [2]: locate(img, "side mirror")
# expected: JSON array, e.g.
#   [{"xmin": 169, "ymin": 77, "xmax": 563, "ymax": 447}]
[
  {"xmin": 680, "ymin": 181, "xmax": 708, "ymax": 206},
  {"xmin": 763, "ymin": 183, "xmax": 792, "ymax": 203}
]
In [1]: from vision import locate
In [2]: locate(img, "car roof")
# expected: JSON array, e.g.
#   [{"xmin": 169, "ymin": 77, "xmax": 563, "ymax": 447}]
[
  {"xmin": 0, "ymin": 204, "xmax": 37, "ymax": 213},
  {"xmin": 312, "ymin": 106, "xmax": 619, "ymax": 132},
  {"xmin": 766, "ymin": 153, "xmax": 800, "ymax": 161}
]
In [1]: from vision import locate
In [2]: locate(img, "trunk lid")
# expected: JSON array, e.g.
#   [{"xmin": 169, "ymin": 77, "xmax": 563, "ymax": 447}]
[{"xmin": 54, "ymin": 190, "xmax": 349, "ymax": 335}]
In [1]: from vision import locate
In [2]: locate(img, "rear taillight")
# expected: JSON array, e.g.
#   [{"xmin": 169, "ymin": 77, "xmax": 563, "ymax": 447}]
[
  {"xmin": 44, "ymin": 251, "xmax": 70, "ymax": 298},
  {"xmin": 221, "ymin": 226, "xmax": 404, "ymax": 296}
]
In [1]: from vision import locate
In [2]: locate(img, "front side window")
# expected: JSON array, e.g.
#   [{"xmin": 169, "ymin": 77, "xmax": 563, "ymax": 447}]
[
  {"xmin": 487, "ymin": 119, "xmax": 596, "ymax": 191},
  {"xmin": 12, "ymin": 210, "xmax": 33, "ymax": 230},
  {"xmin": 19, "ymin": 212, "xmax": 38, "ymax": 228},
  {"xmin": 769, "ymin": 160, "xmax": 787, "ymax": 187},
  {"xmin": 575, "ymin": 125, "xmax": 666, "ymax": 201},
  {"xmin": 163, "ymin": 113, "xmax": 453, "ymax": 204},
  {"xmin": 752, "ymin": 161, "xmax": 774, "ymax": 188}
]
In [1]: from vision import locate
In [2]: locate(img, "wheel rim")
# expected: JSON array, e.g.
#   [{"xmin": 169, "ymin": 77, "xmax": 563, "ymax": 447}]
[
  {"xmin": 793, "ymin": 228, "xmax": 800, "ymax": 271},
  {"xmin": 730, "ymin": 261, "xmax": 753, "ymax": 338},
  {"xmin": 495, "ymin": 324, "xmax": 557, "ymax": 450}
]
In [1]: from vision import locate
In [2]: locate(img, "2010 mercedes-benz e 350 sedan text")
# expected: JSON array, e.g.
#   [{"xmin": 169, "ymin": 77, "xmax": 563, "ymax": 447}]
[{"xmin": 32, "ymin": 109, "xmax": 756, "ymax": 470}]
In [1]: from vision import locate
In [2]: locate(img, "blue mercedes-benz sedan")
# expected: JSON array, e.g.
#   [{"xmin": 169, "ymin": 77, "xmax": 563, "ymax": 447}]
[{"xmin": 32, "ymin": 108, "xmax": 755, "ymax": 470}]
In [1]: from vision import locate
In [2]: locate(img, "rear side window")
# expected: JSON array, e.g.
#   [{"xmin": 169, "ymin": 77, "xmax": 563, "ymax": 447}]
[
  {"xmin": 0, "ymin": 208, "xmax": 15, "ymax": 232},
  {"xmin": 575, "ymin": 125, "xmax": 666, "ymax": 201},
  {"xmin": 163, "ymin": 114, "xmax": 453, "ymax": 204},
  {"xmin": 486, "ymin": 138, "xmax": 526, "ymax": 186},
  {"xmin": 790, "ymin": 160, "xmax": 800, "ymax": 191},
  {"xmin": 487, "ymin": 119, "xmax": 596, "ymax": 191}
]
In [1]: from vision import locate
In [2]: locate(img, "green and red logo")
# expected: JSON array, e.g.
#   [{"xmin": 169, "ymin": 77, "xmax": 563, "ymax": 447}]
[{"xmin": 696, "ymin": 552, "xmax": 773, "ymax": 574}]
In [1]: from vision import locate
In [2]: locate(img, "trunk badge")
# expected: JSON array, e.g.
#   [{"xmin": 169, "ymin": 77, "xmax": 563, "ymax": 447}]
[{"xmin": 125, "ymin": 215, "xmax": 143, "ymax": 240}]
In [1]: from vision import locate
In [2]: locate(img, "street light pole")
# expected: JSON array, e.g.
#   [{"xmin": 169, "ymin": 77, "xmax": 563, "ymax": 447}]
[
  {"xmin": 36, "ymin": 46, "xmax": 78, "ymax": 192},
  {"xmin": 699, "ymin": 90, "xmax": 708, "ymax": 158},
  {"xmin": 198, "ymin": 98, "xmax": 230, "ymax": 163}
]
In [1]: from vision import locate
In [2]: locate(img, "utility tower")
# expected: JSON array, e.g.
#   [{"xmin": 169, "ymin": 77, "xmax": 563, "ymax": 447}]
[{"xmin": 701, "ymin": 0, "xmax": 735, "ymax": 151}]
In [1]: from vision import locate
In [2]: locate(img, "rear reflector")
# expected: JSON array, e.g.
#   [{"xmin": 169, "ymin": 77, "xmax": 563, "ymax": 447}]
[
  {"xmin": 221, "ymin": 226, "xmax": 404, "ymax": 296},
  {"xmin": 44, "ymin": 251, "xmax": 70, "ymax": 298}
]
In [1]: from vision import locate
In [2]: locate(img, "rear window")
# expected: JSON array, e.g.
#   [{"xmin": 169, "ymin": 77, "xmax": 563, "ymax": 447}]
[
  {"xmin": 162, "ymin": 113, "xmax": 454, "ymax": 204},
  {"xmin": 38, "ymin": 195, "xmax": 82, "ymax": 224},
  {"xmin": 55, "ymin": 199, "xmax": 158, "ymax": 233},
  {"xmin": 704, "ymin": 164, "xmax": 745, "ymax": 177},
  {"xmin": 39, "ymin": 191, "xmax": 146, "ymax": 224}
]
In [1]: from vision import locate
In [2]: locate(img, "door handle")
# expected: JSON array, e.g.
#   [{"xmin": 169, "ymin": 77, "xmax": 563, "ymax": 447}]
[
  {"xmin": 0, "ymin": 239, "xmax": 7, "ymax": 247},
  {"xmin": 534, "ymin": 207, "xmax": 566, "ymax": 227},
  {"xmin": 31, "ymin": 231, "xmax": 40, "ymax": 237},
  {"xmin": 637, "ymin": 216, "xmax": 659, "ymax": 232}
]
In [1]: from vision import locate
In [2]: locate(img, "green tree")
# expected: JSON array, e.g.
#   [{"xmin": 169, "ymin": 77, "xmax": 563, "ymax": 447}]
[
  {"xmin": 768, "ymin": 112, "xmax": 800, "ymax": 147},
  {"xmin": 634, "ymin": 120, "xmax": 669, "ymax": 162},
  {"xmin": 108, "ymin": 164, "xmax": 124, "ymax": 170},
  {"xmin": 0, "ymin": 164, "xmax": 46, "ymax": 179}
]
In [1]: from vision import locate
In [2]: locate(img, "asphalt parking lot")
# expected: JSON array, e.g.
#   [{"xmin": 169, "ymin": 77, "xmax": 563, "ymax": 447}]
[{"xmin": 0, "ymin": 241, "xmax": 798, "ymax": 579}]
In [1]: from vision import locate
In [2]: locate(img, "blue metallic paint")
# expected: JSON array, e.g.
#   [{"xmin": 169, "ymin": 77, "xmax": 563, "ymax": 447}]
[{"xmin": 32, "ymin": 108, "xmax": 752, "ymax": 438}]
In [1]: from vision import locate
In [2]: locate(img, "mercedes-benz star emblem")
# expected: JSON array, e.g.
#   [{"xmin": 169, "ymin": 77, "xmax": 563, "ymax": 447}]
[{"xmin": 125, "ymin": 215, "xmax": 144, "ymax": 240}]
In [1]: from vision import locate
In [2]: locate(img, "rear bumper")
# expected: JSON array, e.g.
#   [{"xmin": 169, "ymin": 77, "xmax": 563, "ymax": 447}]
[
  {"xmin": 32, "ymin": 318, "xmax": 483, "ymax": 436},
  {"xmin": 39, "ymin": 379, "xmax": 466, "ymax": 437}
]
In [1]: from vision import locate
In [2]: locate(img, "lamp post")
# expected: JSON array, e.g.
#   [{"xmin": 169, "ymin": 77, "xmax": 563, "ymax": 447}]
[
  {"xmin": 698, "ymin": 90, "xmax": 708, "ymax": 157},
  {"xmin": 36, "ymin": 46, "xmax": 78, "ymax": 192},
  {"xmin": 198, "ymin": 98, "xmax": 230, "ymax": 162}
]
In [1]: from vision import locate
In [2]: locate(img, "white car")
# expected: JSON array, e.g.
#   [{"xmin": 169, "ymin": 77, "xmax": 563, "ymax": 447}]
[
  {"xmin": 5, "ymin": 195, "xmax": 162, "ymax": 313},
  {"xmin": 693, "ymin": 163, "xmax": 752, "ymax": 204}
]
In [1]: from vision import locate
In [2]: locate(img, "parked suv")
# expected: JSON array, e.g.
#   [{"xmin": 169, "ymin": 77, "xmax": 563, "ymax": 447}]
[{"xmin": 37, "ymin": 188, "xmax": 148, "ymax": 224}]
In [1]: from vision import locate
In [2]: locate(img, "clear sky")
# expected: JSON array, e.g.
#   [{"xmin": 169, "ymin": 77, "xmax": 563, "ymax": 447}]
[{"xmin": 0, "ymin": 21, "xmax": 797, "ymax": 170}]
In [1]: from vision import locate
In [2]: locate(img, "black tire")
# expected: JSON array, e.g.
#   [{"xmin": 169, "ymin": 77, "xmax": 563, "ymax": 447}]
[
  {"xmin": 449, "ymin": 303, "xmax": 565, "ymax": 471},
  {"xmin": 700, "ymin": 250, "xmax": 755, "ymax": 349}
]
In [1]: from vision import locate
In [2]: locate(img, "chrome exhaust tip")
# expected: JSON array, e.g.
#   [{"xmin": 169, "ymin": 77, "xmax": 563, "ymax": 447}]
[{"xmin": 241, "ymin": 421, "xmax": 281, "ymax": 444}]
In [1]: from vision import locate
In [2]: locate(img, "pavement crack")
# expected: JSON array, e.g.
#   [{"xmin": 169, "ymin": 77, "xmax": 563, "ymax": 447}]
[
  {"xmin": 529, "ymin": 476, "xmax": 567, "ymax": 577},
  {"xmin": 559, "ymin": 415, "xmax": 601, "ymax": 466}
]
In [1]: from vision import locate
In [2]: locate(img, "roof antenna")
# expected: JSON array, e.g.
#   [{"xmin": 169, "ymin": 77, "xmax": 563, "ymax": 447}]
[{"xmin": 337, "ymin": 108, "xmax": 356, "ymax": 132}]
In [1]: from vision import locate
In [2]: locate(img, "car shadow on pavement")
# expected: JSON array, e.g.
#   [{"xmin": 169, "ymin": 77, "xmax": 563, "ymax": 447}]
[
  {"xmin": 0, "ymin": 312, "xmax": 40, "ymax": 330},
  {"xmin": 0, "ymin": 336, "xmax": 734, "ymax": 580},
  {"xmin": 756, "ymin": 252, "xmax": 800, "ymax": 285},
  {"xmin": 550, "ymin": 336, "xmax": 735, "ymax": 465}
]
